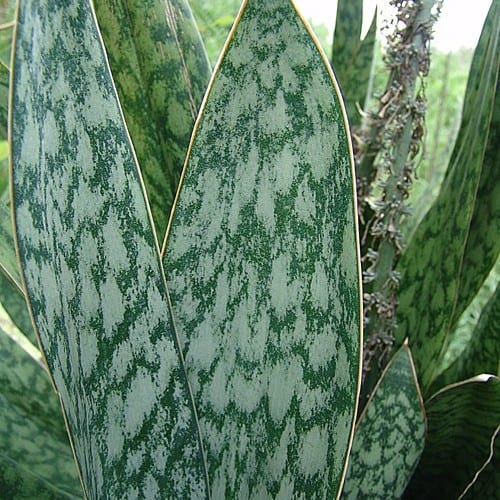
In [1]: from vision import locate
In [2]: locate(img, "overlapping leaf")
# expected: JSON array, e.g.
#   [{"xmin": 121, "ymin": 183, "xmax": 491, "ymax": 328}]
[
  {"xmin": 93, "ymin": 0, "xmax": 211, "ymax": 239},
  {"xmin": 0, "ymin": 330, "xmax": 82, "ymax": 499},
  {"xmin": 342, "ymin": 343, "xmax": 425, "ymax": 499},
  {"xmin": 432, "ymin": 283, "xmax": 499, "ymax": 392},
  {"xmin": 0, "ymin": 202, "xmax": 22, "ymax": 291},
  {"xmin": 11, "ymin": 0, "xmax": 208, "ymax": 497},
  {"xmin": 404, "ymin": 376, "xmax": 500, "ymax": 499},
  {"xmin": 163, "ymin": 0, "xmax": 362, "ymax": 497},
  {"xmin": 0, "ymin": 61, "xmax": 8, "ymax": 141},
  {"xmin": 331, "ymin": 0, "xmax": 377, "ymax": 127},
  {"xmin": 395, "ymin": 1, "xmax": 500, "ymax": 390}
]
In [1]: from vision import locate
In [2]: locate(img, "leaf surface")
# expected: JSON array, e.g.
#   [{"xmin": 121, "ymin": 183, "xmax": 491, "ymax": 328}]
[
  {"xmin": 341, "ymin": 343, "xmax": 425, "ymax": 499},
  {"xmin": 11, "ymin": 0, "xmax": 207, "ymax": 497},
  {"xmin": 331, "ymin": 0, "xmax": 377, "ymax": 127},
  {"xmin": 404, "ymin": 375, "xmax": 500, "ymax": 499},
  {"xmin": 432, "ymin": 283, "xmax": 500, "ymax": 391},
  {"xmin": 93, "ymin": 0, "xmax": 211, "ymax": 239},
  {"xmin": 0, "ymin": 329, "xmax": 83, "ymax": 499},
  {"xmin": 163, "ymin": 0, "xmax": 362, "ymax": 497},
  {"xmin": 395, "ymin": 0, "xmax": 500, "ymax": 390}
]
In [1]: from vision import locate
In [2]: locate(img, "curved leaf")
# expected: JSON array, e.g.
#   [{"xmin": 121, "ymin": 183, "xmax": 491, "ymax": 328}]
[
  {"xmin": 0, "ymin": 330, "xmax": 82, "ymax": 498},
  {"xmin": 93, "ymin": 0, "xmax": 211, "ymax": 240},
  {"xmin": 432, "ymin": 283, "xmax": 500, "ymax": 391},
  {"xmin": 404, "ymin": 375, "xmax": 500, "ymax": 499},
  {"xmin": 342, "ymin": 343, "xmax": 425, "ymax": 499},
  {"xmin": 163, "ymin": 0, "xmax": 362, "ymax": 497},
  {"xmin": 331, "ymin": 0, "xmax": 377, "ymax": 127},
  {"xmin": 11, "ymin": 0, "xmax": 208, "ymax": 497},
  {"xmin": 395, "ymin": 0, "xmax": 500, "ymax": 390},
  {"xmin": 458, "ymin": 426, "xmax": 500, "ymax": 500}
]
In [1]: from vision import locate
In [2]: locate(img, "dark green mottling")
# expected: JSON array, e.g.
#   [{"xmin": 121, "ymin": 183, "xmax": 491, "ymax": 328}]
[
  {"xmin": 11, "ymin": 0, "xmax": 207, "ymax": 497},
  {"xmin": 342, "ymin": 345, "xmax": 425, "ymax": 499},
  {"xmin": 404, "ymin": 376, "xmax": 500, "ymax": 499},
  {"xmin": 395, "ymin": 1, "xmax": 500, "ymax": 391},
  {"xmin": 331, "ymin": 0, "xmax": 376, "ymax": 127},
  {"xmin": 164, "ymin": 0, "xmax": 361, "ymax": 497},
  {"xmin": 432, "ymin": 283, "xmax": 500, "ymax": 392},
  {"xmin": 0, "ymin": 61, "xmax": 8, "ymax": 141},
  {"xmin": 0, "ymin": 330, "xmax": 83, "ymax": 498},
  {"xmin": 94, "ymin": 0, "xmax": 211, "ymax": 240}
]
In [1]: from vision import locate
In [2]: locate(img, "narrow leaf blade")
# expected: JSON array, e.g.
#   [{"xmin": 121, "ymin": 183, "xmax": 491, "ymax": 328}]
[
  {"xmin": 404, "ymin": 376, "xmax": 500, "ymax": 499},
  {"xmin": 331, "ymin": 0, "xmax": 377, "ymax": 126},
  {"xmin": 163, "ymin": 0, "xmax": 362, "ymax": 497},
  {"xmin": 11, "ymin": 0, "xmax": 207, "ymax": 497},
  {"xmin": 431, "ymin": 283, "xmax": 500, "ymax": 391},
  {"xmin": 341, "ymin": 344, "xmax": 426, "ymax": 499},
  {"xmin": 94, "ymin": 0, "xmax": 211, "ymax": 239},
  {"xmin": 395, "ymin": 1, "xmax": 500, "ymax": 390},
  {"xmin": 0, "ymin": 329, "xmax": 82, "ymax": 498}
]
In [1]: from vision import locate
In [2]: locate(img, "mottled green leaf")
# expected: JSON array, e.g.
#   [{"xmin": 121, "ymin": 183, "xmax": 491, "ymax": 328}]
[
  {"xmin": 12, "ymin": 0, "xmax": 208, "ymax": 497},
  {"xmin": 93, "ymin": 0, "xmax": 211, "ymax": 240},
  {"xmin": 451, "ymin": 72, "xmax": 500, "ymax": 330},
  {"xmin": 395, "ymin": 0, "xmax": 500, "ymax": 390},
  {"xmin": 0, "ymin": 61, "xmax": 8, "ymax": 141},
  {"xmin": 0, "ymin": 269, "xmax": 38, "ymax": 346},
  {"xmin": 342, "ymin": 343, "xmax": 425, "ymax": 499},
  {"xmin": 331, "ymin": 0, "xmax": 377, "ymax": 127},
  {"xmin": 432, "ymin": 283, "xmax": 500, "ymax": 392},
  {"xmin": 404, "ymin": 375, "xmax": 500, "ymax": 499},
  {"xmin": 163, "ymin": 0, "xmax": 362, "ymax": 497},
  {"xmin": 0, "ymin": 202, "xmax": 22, "ymax": 291},
  {"xmin": 0, "ymin": 329, "xmax": 82, "ymax": 498}
]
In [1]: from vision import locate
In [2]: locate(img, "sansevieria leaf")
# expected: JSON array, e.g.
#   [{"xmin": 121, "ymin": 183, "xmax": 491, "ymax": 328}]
[
  {"xmin": 163, "ymin": 0, "xmax": 362, "ymax": 497},
  {"xmin": 404, "ymin": 375, "xmax": 500, "ymax": 499},
  {"xmin": 0, "ymin": 202, "xmax": 22, "ymax": 292},
  {"xmin": 395, "ymin": 0, "xmax": 500, "ymax": 390},
  {"xmin": 432, "ymin": 283, "xmax": 500, "ymax": 392},
  {"xmin": 11, "ymin": 0, "xmax": 208, "ymax": 497},
  {"xmin": 0, "ymin": 61, "xmax": 8, "ymax": 141},
  {"xmin": 93, "ymin": 0, "xmax": 211, "ymax": 239},
  {"xmin": 341, "ymin": 343, "xmax": 425, "ymax": 499},
  {"xmin": 331, "ymin": 0, "xmax": 377, "ymax": 127},
  {"xmin": 0, "ymin": 330, "xmax": 82, "ymax": 499}
]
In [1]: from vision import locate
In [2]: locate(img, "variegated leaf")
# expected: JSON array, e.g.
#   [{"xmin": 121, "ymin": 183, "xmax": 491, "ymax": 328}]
[
  {"xmin": 341, "ymin": 343, "xmax": 425, "ymax": 499},
  {"xmin": 0, "ymin": 329, "xmax": 83, "ymax": 499},
  {"xmin": 0, "ymin": 61, "xmax": 8, "ymax": 141},
  {"xmin": 93, "ymin": 0, "xmax": 211, "ymax": 239},
  {"xmin": 395, "ymin": 0, "xmax": 500, "ymax": 390},
  {"xmin": 0, "ymin": 202, "xmax": 23, "ymax": 292},
  {"xmin": 163, "ymin": 0, "xmax": 362, "ymax": 497},
  {"xmin": 331, "ymin": 0, "xmax": 377, "ymax": 127},
  {"xmin": 432, "ymin": 283, "xmax": 500, "ymax": 392},
  {"xmin": 404, "ymin": 375, "xmax": 500, "ymax": 499},
  {"xmin": 11, "ymin": 0, "xmax": 208, "ymax": 497}
]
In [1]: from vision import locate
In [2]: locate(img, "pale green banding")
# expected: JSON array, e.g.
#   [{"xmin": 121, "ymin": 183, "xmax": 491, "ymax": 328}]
[
  {"xmin": 11, "ymin": 0, "xmax": 207, "ymax": 497},
  {"xmin": 94, "ymin": 0, "xmax": 211, "ymax": 240},
  {"xmin": 395, "ymin": 1, "xmax": 500, "ymax": 391},
  {"xmin": 341, "ymin": 344, "xmax": 425, "ymax": 499},
  {"xmin": 0, "ymin": 330, "xmax": 82, "ymax": 498},
  {"xmin": 404, "ymin": 376, "xmax": 500, "ymax": 499},
  {"xmin": 163, "ymin": 0, "xmax": 362, "ymax": 497},
  {"xmin": 0, "ymin": 202, "xmax": 23, "ymax": 292}
]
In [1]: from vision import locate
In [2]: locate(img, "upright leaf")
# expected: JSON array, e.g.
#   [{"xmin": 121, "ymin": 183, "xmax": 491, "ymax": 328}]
[
  {"xmin": 93, "ymin": 0, "xmax": 211, "ymax": 239},
  {"xmin": 163, "ymin": 0, "xmax": 362, "ymax": 497},
  {"xmin": 395, "ymin": 1, "xmax": 500, "ymax": 390},
  {"xmin": 404, "ymin": 376, "xmax": 500, "ymax": 499},
  {"xmin": 331, "ymin": 0, "xmax": 377, "ymax": 127},
  {"xmin": 0, "ymin": 330, "xmax": 82, "ymax": 499},
  {"xmin": 0, "ymin": 61, "xmax": 8, "ymax": 141},
  {"xmin": 342, "ymin": 343, "xmax": 425, "ymax": 499},
  {"xmin": 0, "ymin": 202, "xmax": 22, "ymax": 292},
  {"xmin": 432, "ymin": 283, "xmax": 500, "ymax": 392},
  {"xmin": 11, "ymin": 0, "xmax": 207, "ymax": 497}
]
